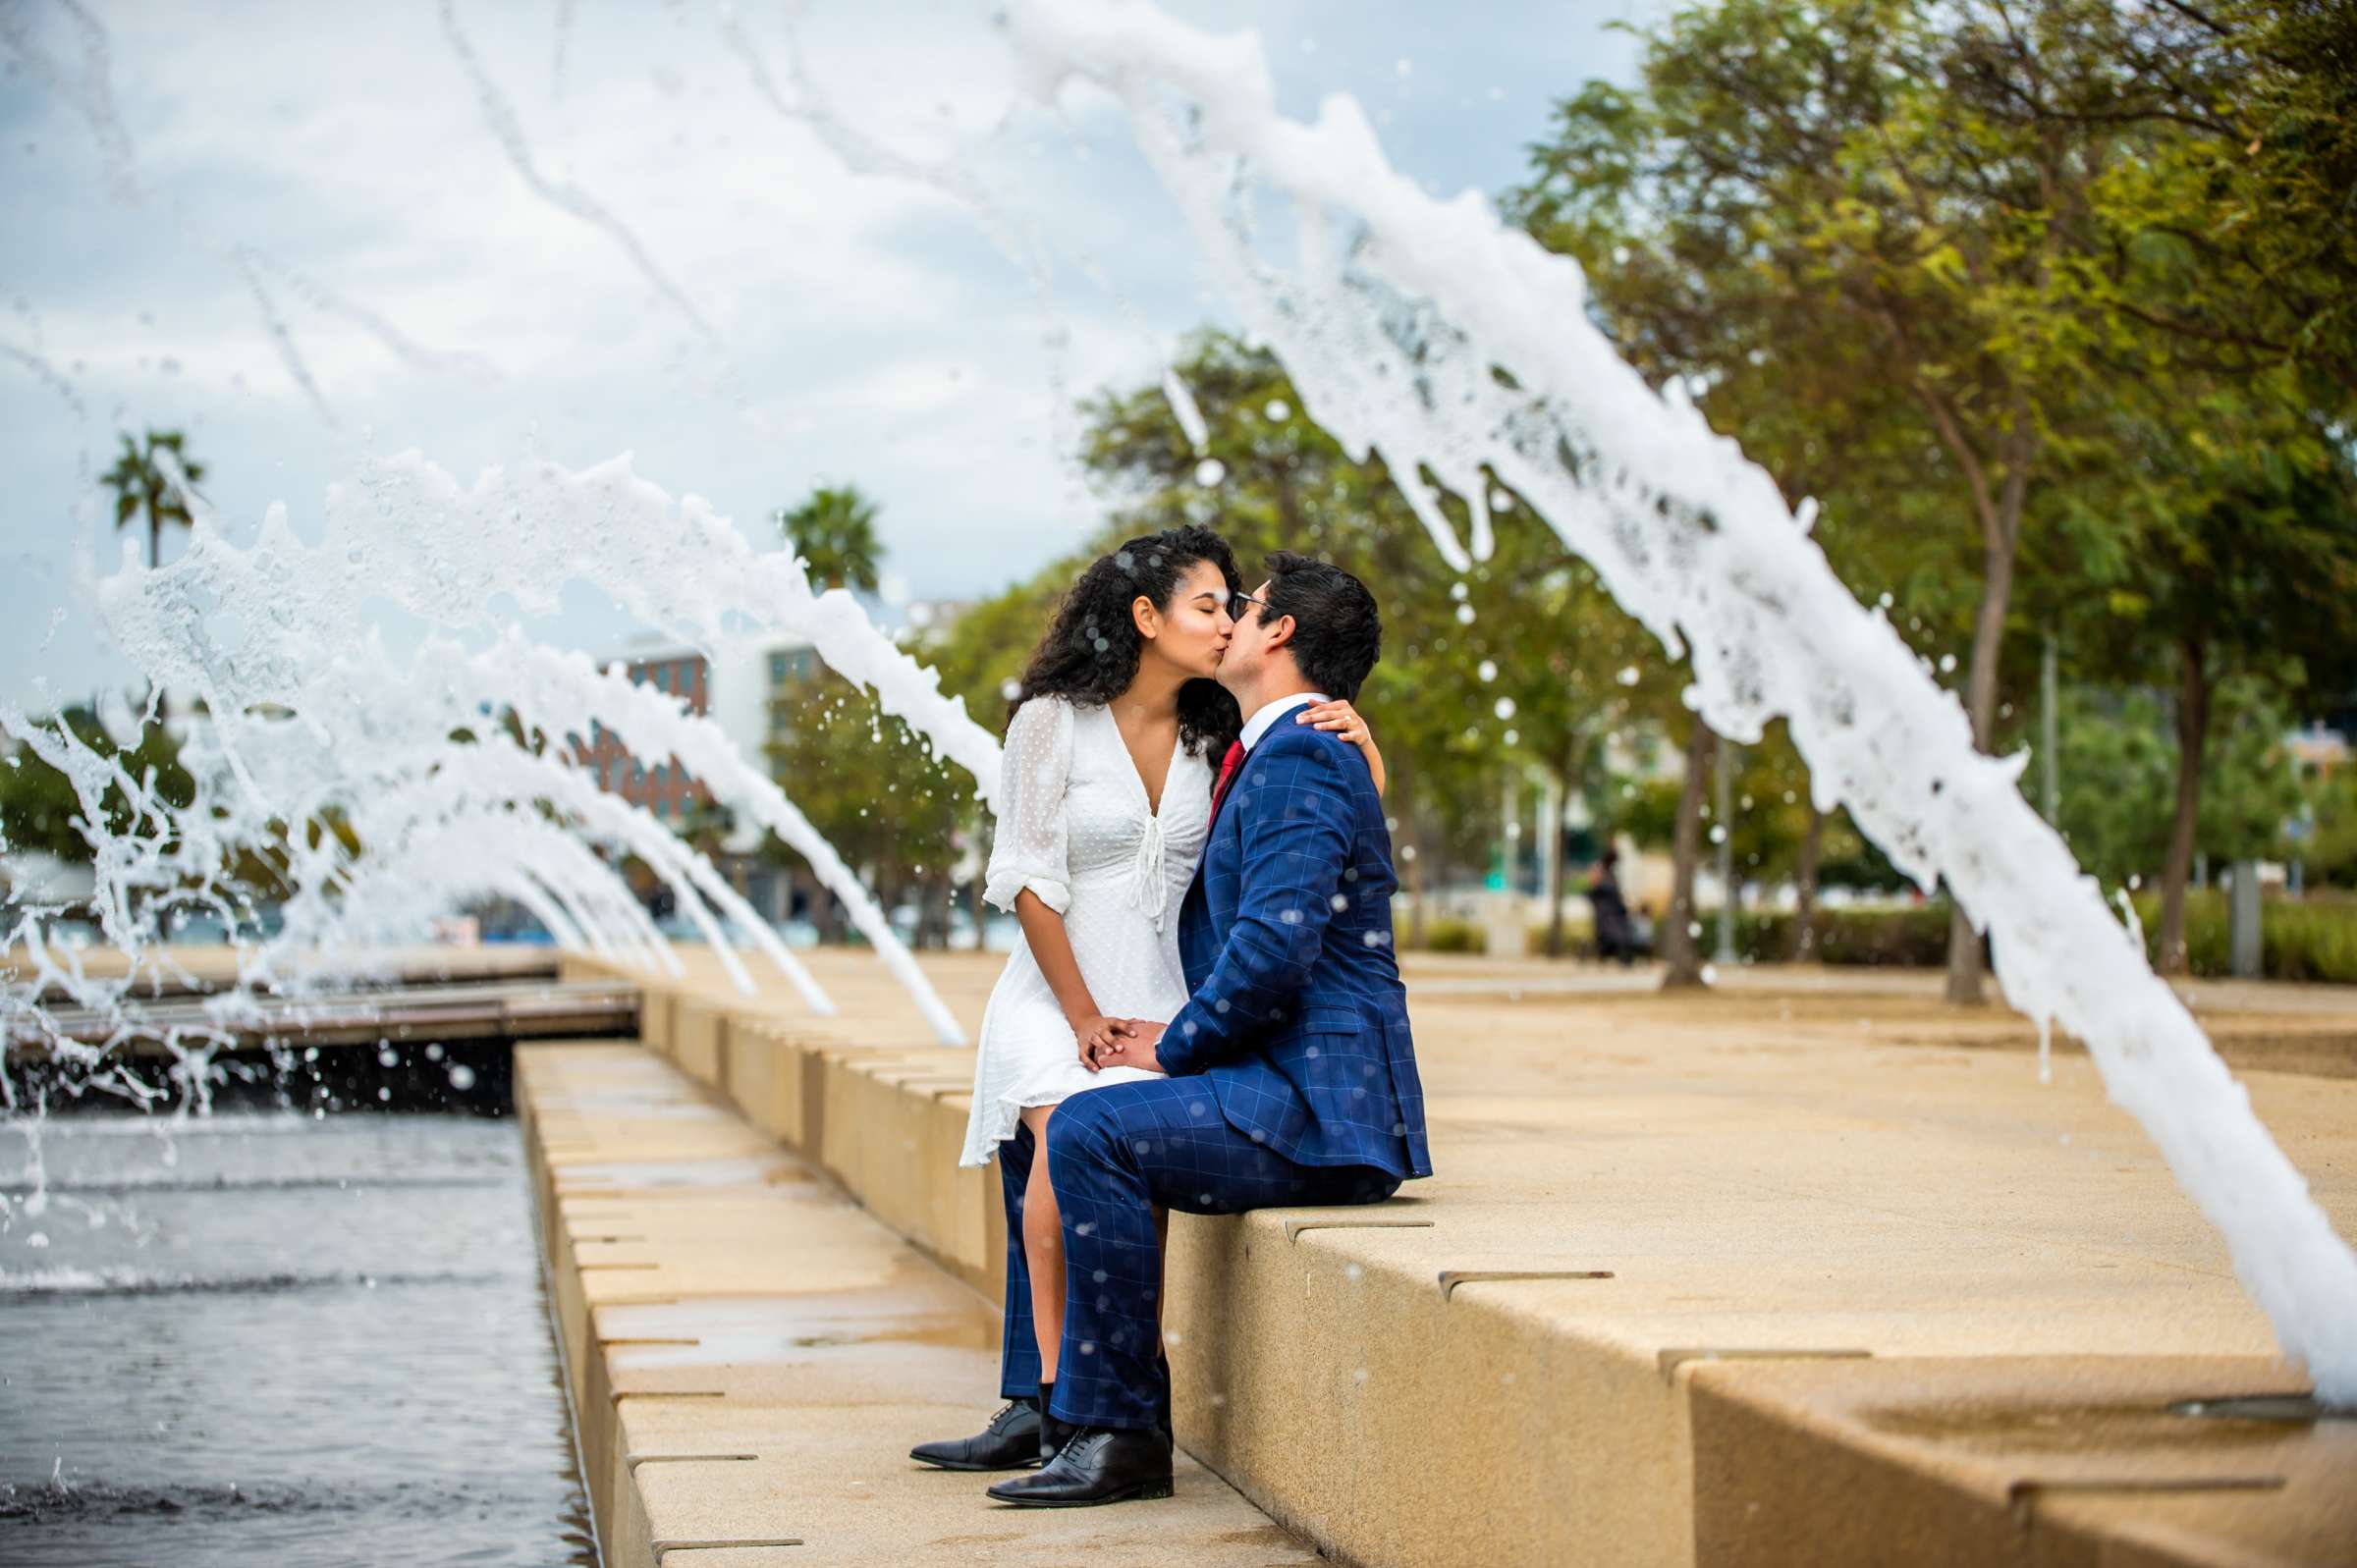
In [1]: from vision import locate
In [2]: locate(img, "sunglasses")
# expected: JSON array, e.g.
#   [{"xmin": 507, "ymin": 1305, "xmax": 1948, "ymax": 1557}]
[{"xmin": 1227, "ymin": 590, "xmax": 1272, "ymax": 622}]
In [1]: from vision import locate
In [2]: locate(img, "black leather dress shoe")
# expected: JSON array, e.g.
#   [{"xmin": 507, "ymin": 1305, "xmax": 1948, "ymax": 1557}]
[
  {"xmin": 909, "ymin": 1398, "xmax": 1041, "ymax": 1471},
  {"xmin": 986, "ymin": 1426, "xmax": 1174, "ymax": 1507}
]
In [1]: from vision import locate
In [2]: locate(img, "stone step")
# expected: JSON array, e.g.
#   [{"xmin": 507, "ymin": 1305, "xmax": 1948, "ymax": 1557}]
[{"xmin": 514, "ymin": 1041, "xmax": 1318, "ymax": 1566}]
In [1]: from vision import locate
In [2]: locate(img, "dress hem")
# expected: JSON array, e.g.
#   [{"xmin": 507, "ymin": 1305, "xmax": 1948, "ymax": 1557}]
[{"xmin": 956, "ymin": 1074, "xmax": 1161, "ymax": 1167}]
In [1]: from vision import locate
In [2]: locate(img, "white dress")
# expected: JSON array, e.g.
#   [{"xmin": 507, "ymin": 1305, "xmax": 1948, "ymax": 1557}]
[{"xmin": 957, "ymin": 696, "xmax": 1213, "ymax": 1167}]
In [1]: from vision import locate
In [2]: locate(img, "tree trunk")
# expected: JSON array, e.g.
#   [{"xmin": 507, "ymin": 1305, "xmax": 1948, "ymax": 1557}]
[
  {"xmin": 1903, "ymin": 376, "xmax": 2032, "ymax": 1007},
  {"xmin": 2156, "ymin": 634, "xmax": 2212, "ymax": 975},
  {"xmin": 1544, "ymin": 740, "xmax": 1580, "ymax": 958},
  {"xmin": 967, "ymin": 850, "xmax": 989, "ymax": 952},
  {"xmin": 1789, "ymin": 802, "xmax": 1826, "ymax": 963},
  {"xmin": 873, "ymin": 867, "xmax": 899, "ymax": 949},
  {"xmin": 1944, "ymin": 482, "xmax": 2023, "ymax": 1004},
  {"xmin": 1662, "ymin": 716, "xmax": 1717, "ymax": 989},
  {"xmin": 930, "ymin": 868, "xmax": 955, "ymax": 949},
  {"xmin": 817, "ymin": 874, "xmax": 847, "ymax": 944}
]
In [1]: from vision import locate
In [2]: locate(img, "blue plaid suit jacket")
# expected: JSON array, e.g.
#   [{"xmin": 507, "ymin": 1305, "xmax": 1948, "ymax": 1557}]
[{"xmin": 1161, "ymin": 720, "xmax": 1433, "ymax": 1180}]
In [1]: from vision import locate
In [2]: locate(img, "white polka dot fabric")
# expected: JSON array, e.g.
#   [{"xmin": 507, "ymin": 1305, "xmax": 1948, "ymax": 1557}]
[{"xmin": 959, "ymin": 696, "xmax": 1215, "ymax": 1167}]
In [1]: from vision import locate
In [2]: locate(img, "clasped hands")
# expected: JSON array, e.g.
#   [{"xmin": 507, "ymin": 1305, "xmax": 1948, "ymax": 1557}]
[{"xmin": 1069, "ymin": 1013, "xmax": 1169, "ymax": 1074}]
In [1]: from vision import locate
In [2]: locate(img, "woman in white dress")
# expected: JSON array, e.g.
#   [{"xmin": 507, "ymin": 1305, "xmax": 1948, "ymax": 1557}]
[{"xmin": 928, "ymin": 525, "xmax": 1384, "ymax": 1470}]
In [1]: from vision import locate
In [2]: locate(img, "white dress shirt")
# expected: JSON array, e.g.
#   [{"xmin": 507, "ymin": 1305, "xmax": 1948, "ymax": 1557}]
[{"xmin": 1239, "ymin": 691, "xmax": 1328, "ymax": 751}]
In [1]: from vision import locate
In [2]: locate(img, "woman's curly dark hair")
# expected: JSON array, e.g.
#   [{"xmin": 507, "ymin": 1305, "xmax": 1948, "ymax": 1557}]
[{"xmin": 1008, "ymin": 525, "xmax": 1242, "ymax": 759}]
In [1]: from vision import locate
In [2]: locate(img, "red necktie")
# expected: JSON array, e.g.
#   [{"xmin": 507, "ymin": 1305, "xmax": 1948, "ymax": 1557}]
[{"xmin": 1207, "ymin": 740, "xmax": 1245, "ymax": 827}]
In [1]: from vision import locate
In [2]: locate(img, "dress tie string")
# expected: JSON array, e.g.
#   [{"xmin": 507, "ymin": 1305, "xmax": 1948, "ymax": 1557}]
[{"xmin": 1129, "ymin": 812, "xmax": 1170, "ymax": 933}]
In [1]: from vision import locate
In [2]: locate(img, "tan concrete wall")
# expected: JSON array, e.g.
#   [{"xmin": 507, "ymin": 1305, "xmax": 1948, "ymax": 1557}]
[{"xmin": 548, "ymin": 956, "xmax": 2357, "ymax": 1568}]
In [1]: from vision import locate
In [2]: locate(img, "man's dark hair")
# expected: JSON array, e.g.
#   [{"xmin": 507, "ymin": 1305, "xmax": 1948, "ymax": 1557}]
[{"xmin": 1260, "ymin": 550, "xmax": 1381, "ymax": 701}]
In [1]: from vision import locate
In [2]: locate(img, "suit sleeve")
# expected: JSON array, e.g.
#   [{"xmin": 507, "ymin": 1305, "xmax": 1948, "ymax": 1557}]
[{"xmin": 1158, "ymin": 734, "xmax": 1356, "ymax": 1076}]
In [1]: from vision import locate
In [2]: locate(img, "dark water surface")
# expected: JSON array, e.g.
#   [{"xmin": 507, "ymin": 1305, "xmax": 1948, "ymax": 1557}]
[{"xmin": 0, "ymin": 1109, "xmax": 597, "ymax": 1567}]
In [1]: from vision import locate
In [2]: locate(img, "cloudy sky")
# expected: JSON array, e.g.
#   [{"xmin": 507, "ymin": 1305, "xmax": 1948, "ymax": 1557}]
[{"xmin": 1, "ymin": 0, "xmax": 1648, "ymax": 713}]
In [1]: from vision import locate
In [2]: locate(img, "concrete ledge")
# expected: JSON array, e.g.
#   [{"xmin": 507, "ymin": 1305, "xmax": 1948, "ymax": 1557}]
[
  {"xmin": 1686, "ymin": 1356, "xmax": 2355, "ymax": 1567},
  {"xmin": 556, "ymin": 954, "xmax": 2357, "ymax": 1568},
  {"xmin": 514, "ymin": 1039, "xmax": 1318, "ymax": 1566}
]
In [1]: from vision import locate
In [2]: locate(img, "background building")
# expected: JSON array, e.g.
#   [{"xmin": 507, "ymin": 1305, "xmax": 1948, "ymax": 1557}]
[{"xmin": 576, "ymin": 635, "xmax": 820, "ymax": 922}]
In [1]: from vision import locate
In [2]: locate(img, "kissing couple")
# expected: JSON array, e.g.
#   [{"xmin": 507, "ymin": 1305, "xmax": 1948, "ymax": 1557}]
[{"xmin": 913, "ymin": 525, "xmax": 1434, "ymax": 1507}]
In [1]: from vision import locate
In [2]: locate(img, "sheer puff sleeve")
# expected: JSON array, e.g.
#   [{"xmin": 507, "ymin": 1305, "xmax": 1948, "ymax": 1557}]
[{"xmin": 984, "ymin": 695, "xmax": 1074, "ymax": 916}]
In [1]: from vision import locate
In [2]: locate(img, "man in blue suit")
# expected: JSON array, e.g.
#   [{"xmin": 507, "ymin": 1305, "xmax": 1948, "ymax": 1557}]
[{"xmin": 987, "ymin": 552, "xmax": 1433, "ymax": 1508}]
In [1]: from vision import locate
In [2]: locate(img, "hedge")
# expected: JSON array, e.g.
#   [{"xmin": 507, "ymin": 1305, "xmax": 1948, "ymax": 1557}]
[{"xmin": 1398, "ymin": 892, "xmax": 2357, "ymax": 984}]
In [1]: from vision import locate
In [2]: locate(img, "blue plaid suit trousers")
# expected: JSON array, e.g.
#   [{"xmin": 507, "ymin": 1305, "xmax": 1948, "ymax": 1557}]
[
  {"xmin": 996, "ymin": 1119, "xmax": 1043, "ymax": 1399},
  {"xmin": 1041, "ymin": 1075, "xmax": 1398, "ymax": 1432}
]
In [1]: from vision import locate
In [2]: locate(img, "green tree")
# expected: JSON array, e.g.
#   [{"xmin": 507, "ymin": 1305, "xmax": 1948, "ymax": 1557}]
[
  {"xmin": 2078, "ymin": 0, "xmax": 2357, "ymax": 411},
  {"xmin": 2059, "ymin": 387, "xmax": 2357, "ymax": 967},
  {"xmin": 765, "ymin": 667, "xmax": 963, "ymax": 946},
  {"xmin": 776, "ymin": 483, "xmax": 883, "ymax": 593},
  {"xmin": 1073, "ymin": 331, "xmax": 1685, "ymax": 946},
  {"xmin": 0, "ymin": 707, "xmax": 193, "ymax": 868},
  {"xmin": 2300, "ymin": 766, "xmax": 2357, "ymax": 892},
  {"xmin": 1508, "ymin": 0, "xmax": 2187, "ymax": 1004},
  {"xmin": 100, "ymin": 428, "xmax": 207, "ymax": 568},
  {"xmin": 2056, "ymin": 684, "xmax": 2300, "ymax": 886}
]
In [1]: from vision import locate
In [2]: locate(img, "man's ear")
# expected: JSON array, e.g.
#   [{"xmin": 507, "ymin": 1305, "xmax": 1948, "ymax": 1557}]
[{"xmin": 1266, "ymin": 613, "xmax": 1297, "ymax": 652}]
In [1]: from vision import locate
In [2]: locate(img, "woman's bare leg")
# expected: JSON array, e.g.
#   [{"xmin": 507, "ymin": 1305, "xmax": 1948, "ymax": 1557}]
[{"xmin": 1018, "ymin": 1103, "xmax": 1065, "ymax": 1383}]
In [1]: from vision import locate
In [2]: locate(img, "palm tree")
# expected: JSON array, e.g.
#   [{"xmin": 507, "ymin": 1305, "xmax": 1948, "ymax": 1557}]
[
  {"xmin": 100, "ymin": 429, "xmax": 207, "ymax": 568},
  {"xmin": 774, "ymin": 483, "xmax": 883, "ymax": 593}
]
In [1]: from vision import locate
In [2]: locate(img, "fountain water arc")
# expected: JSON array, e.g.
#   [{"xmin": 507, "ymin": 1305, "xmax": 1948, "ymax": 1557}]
[
  {"xmin": 990, "ymin": 0, "xmax": 2357, "ymax": 1402},
  {"xmin": 0, "ymin": 0, "xmax": 2348, "ymax": 1406}
]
